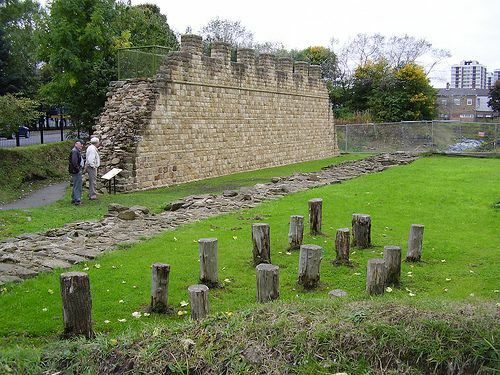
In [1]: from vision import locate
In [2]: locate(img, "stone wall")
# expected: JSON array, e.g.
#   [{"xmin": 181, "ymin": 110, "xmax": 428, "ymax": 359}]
[{"xmin": 94, "ymin": 34, "xmax": 338, "ymax": 192}]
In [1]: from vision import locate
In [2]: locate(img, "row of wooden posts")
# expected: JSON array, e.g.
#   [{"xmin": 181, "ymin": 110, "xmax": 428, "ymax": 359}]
[{"xmin": 59, "ymin": 198, "xmax": 424, "ymax": 339}]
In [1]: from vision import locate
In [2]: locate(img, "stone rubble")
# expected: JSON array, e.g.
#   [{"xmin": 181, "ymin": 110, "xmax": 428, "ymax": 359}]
[{"xmin": 0, "ymin": 153, "xmax": 418, "ymax": 285}]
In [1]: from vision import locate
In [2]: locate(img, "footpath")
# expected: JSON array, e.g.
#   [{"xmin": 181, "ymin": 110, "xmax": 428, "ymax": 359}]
[
  {"xmin": 0, "ymin": 182, "xmax": 68, "ymax": 210},
  {"xmin": 0, "ymin": 153, "xmax": 418, "ymax": 284}
]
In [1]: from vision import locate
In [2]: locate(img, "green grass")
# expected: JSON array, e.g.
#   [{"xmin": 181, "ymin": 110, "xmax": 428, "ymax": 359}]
[
  {"xmin": 0, "ymin": 155, "xmax": 499, "ymax": 373},
  {"xmin": 0, "ymin": 153, "xmax": 364, "ymax": 240},
  {"xmin": 0, "ymin": 141, "xmax": 72, "ymax": 204},
  {"xmin": 1, "ymin": 156, "xmax": 498, "ymax": 336}
]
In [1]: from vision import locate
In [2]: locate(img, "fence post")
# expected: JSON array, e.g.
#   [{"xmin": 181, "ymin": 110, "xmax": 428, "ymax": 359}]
[
  {"xmin": 495, "ymin": 123, "xmax": 498, "ymax": 153},
  {"xmin": 345, "ymin": 125, "xmax": 348, "ymax": 152},
  {"xmin": 431, "ymin": 121, "xmax": 434, "ymax": 152}
]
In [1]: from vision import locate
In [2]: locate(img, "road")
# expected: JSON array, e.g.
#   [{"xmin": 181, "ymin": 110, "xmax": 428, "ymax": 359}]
[{"xmin": 0, "ymin": 130, "xmax": 81, "ymax": 148}]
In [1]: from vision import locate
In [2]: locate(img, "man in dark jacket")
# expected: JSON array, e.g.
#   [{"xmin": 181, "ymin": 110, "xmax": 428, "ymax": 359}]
[{"xmin": 69, "ymin": 140, "xmax": 84, "ymax": 205}]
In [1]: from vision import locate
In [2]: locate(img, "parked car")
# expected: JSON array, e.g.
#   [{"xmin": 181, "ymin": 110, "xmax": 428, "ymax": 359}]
[{"xmin": 0, "ymin": 126, "xmax": 30, "ymax": 139}]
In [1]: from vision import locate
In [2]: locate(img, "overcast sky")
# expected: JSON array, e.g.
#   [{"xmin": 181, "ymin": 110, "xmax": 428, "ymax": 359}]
[{"xmin": 132, "ymin": 0, "xmax": 500, "ymax": 87}]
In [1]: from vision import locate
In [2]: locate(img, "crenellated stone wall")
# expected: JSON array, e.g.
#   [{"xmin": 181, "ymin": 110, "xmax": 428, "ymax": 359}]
[{"xmin": 94, "ymin": 34, "xmax": 338, "ymax": 192}]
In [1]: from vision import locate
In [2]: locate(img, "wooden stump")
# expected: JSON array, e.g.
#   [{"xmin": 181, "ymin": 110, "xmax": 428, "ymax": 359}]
[
  {"xmin": 150, "ymin": 263, "xmax": 170, "ymax": 313},
  {"xmin": 288, "ymin": 215, "xmax": 304, "ymax": 250},
  {"xmin": 199, "ymin": 238, "xmax": 218, "ymax": 287},
  {"xmin": 334, "ymin": 228, "xmax": 351, "ymax": 265},
  {"xmin": 406, "ymin": 224, "xmax": 424, "ymax": 262},
  {"xmin": 352, "ymin": 213, "xmax": 371, "ymax": 248},
  {"xmin": 252, "ymin": 223, "xmax": 271, "ymax": 266},
  {"xmin": 298, "ymin": 244, "xmax": 323, "ymax": 289},
  {"xmin": 256, "ymin": 264, "xmax": 280, "ymax": 302},
  {"xmin": 60, "ymin": 272, "xmax": 93, "ymax": 339},
  {"xmin": 366, "ymin": 258, "xmax": 386, "ymax": 295},
  {"xmin": 188, "ymin": 284, "xmax": 209, "ymax": 321},
  {"xmin": 383, "ymin": 246, "xmax": 401, "ymax": 287},
  {"xmin": 308, "ymin": 199, "xmax": 323, "ymax": 235}
]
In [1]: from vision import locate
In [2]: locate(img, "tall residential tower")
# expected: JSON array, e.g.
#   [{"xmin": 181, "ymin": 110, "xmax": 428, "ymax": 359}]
[{"xmin": 451, "ymin": 60, "xmax": 487, "ymax": 89}]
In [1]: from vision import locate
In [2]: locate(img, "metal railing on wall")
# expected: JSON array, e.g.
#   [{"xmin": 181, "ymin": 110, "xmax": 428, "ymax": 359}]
[
  {"xmin": 117, "ymin": 46, "xmax": 172, "ymax": 80},
  {"xmin": 335, "ymin": 121, "xmax": 499, "ymax": 154}
]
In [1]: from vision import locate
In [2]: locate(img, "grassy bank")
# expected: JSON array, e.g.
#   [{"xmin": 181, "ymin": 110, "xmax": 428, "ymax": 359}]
[
  {"xmin": 0, "ymin": 153, "xmax": 364, "ymax": 240},
  {"xmin": 2, "ymin": 300, "xmax": 497, "ymax": 374},
  {"xmin": 0, "ymin": 155, "xmax": 498, "ymax": 373},
  {"xmin": 0, "ymin": 142, "xmax": 72, "ymax": 204}
]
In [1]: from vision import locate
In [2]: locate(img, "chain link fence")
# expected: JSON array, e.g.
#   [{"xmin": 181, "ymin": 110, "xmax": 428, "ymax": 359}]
[
  {"xmin": 335, "ymin": 121, "xmax": 499, "ymax": 154},
  {"xmin": 117, "ymin": 46, "xmax": 172, "ymax": 80}
]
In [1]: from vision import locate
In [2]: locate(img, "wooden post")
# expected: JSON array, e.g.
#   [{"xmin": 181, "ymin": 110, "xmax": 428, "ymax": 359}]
[
  {"xmin": 366, "ymin": 259, "xmax": 386, "ymax": 295},
  {"xmin": 150, "ymin": 263, "xmax": 170, "ymax": 313},
  {"xmin": 188, "ymin": 284, "xmax": 209, "ymax": 321},
  {"xmin": 256, "ymin": 264, "xmax": 280, "ymax": 302},
  {"xmin": 298, "ymin": 244, "xmax": 323, "ymax": 289},
  {"xmin": 308, "ymin": 199, "xmax": 323, "ymax": 235},
  {"xmin": 199, "ymin": 238, "xmax": 218, "ymax": 287},
  {"xmin": 288, "ymin": 215, "xmax": 304, "ymax": 250},
  {"xmin": 352, "ymin": 213, "xmax": 371, "ymax": 248},
  {"xmin": 334, "ymin": 228, "xmax": 351, "ymax": 265},
  {"xmin": 252, "ymin": 223, "xmax": 271, "ymax": 266},
  {"xmin": 383, "ymin": 246, "xmax": 401, "ymax": 287},
  {"xmin": 60, "ymin": 272, "xmax": 93, "ymax": 339},
  {"xmin": 406, "ymin": 224, "xmax": 424, "ymax": 262}
]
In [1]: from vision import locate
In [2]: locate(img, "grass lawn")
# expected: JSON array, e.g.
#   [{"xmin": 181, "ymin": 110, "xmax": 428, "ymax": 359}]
[
  {"xmin": 0, "ymin": 155, "xmax": 499, "ymax": 373},
  {"xmin": 0, "ymin": 153, "xmax": 364, "ymax": 240}
]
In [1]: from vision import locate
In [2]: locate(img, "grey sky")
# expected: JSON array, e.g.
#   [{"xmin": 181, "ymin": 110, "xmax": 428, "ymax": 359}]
[{"xmin": 135, "ymin": 0, "xmax": 500, "ymax": 87}]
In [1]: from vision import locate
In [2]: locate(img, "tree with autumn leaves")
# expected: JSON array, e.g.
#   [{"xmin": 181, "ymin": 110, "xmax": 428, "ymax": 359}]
[{"xmin": 349, "ymin": 61, "xmax": 436, "ymax": 122}]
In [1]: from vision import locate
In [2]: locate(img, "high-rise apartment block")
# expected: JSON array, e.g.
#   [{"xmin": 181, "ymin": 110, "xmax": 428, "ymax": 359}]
[
  {"xmin": 487, "ymin": 69, "xmax": 500, "ymax": 88},
  {"xmin": 451, "ymin": 60, "xmax": 487, "ymax": 89}
]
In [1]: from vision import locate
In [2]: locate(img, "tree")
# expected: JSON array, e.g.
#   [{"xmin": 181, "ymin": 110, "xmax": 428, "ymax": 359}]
[
  {"xmin": 0, "ymin": 0, "xmax": 44, "ymax": 96},
  {"xmin": 37, "ymin": 0, "xmax": 178, "ymax": 133},
  {"xmin": 336, "ymin": 33, "xmax": 450, "ymax": 82},
  {"xmin": 114, "ymin": 3, "xmax": 178, "ymax": 48},
  {"xmin": 488, "ymin": 80, "xmax": 500, "ymax": 112},
  {"xmin": 350, "ymin": 61, "xmax": 436, "ymax": 122},
  {"xmin": 0, "ymin": 93, "xmax": 40, "ymax": 135},
  {"xmin": 200, "ymin": 17, "xmax": 254, "ymax": 48},
  {"xmin": 296, "ymin": 46, "xmax": 338, "ymax": 82}
]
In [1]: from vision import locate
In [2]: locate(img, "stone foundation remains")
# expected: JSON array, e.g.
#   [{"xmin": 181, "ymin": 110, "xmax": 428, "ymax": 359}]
[{"xmin": 94, "ymin": 34, "xmax": 338, "ymax": 192}]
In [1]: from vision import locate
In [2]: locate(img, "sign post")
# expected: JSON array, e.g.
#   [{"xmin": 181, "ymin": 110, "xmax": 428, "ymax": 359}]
[{"xmin": 101, "ymin": 168, "xmax": 122, "ymax": 194}]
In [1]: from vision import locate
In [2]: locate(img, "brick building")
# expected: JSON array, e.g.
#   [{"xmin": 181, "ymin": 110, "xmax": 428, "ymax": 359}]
[{"xmin": 436, "ymin": 87, "xmax": 495, "ymax": 121}]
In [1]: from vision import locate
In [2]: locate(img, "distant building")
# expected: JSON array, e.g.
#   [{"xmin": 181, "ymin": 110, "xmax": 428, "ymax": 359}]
[
  {"xmin": 451, "ymin": 60, "xmax": 487, "ymax": 89},
  {"xmin": 487, "ymin": 69, "xmax": 500, "ymax": 88},
  {"xmin": 436, "ymin": 87, "xmax": 495, "ymax": 121}
]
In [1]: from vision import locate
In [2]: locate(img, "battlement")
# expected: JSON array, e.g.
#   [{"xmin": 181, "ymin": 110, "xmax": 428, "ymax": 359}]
[
  {"xmin": 94, "ymin": 33, "xmax": 337, "ymax": 192},
  {"xmin": 157, "ymin": 34, "xmax": 327, "ymax": 97}
]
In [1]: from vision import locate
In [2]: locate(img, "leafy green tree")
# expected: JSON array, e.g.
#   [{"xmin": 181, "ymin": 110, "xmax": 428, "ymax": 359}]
[
  {"xmin": 0, "ymin": 0, "xmax": 44, "ymax": 96},
  {"xmin": 0, "ymin": 93, "xmax": 40, "ymax": 135},
  {"xmin": 0, "ymin": 27, "xmax": 12, "ymax": 94},
  {"xmin": 114, "ymin": 3, "xmax": 178, "ymax": 48},
  {"xmin": 38, "ymin": 0, "xmax": 118, "ymax": 132},
  {"xmin": 488, "ymin": 80, "xmax": 500, "ymax": 112},
  {"xmin": 38, "ymin": 0, "xmax": 178, "ymax": 133}
]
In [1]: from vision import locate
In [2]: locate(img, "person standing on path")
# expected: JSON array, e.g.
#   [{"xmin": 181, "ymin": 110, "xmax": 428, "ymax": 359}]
[
  {"xmin": 69, "ymin": 140, "xmax": 84, "ymax": 205},
  {"xmin": 85, "ymin": 137, "xmax": 101, "ymax": 200}
]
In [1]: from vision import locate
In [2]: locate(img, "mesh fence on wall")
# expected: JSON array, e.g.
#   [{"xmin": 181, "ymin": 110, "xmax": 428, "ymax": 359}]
[
  {"xmin": 335, "ymin": 121, "xmax": 499, "ymax": 154},
  {"xmin": 117, "ymin": 46, "xmax": 172, "ymax": 80}
]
